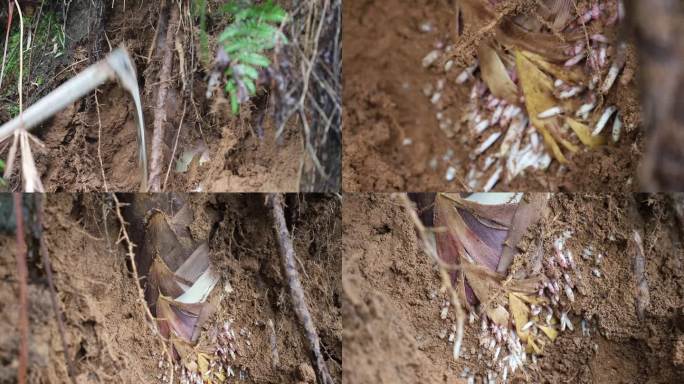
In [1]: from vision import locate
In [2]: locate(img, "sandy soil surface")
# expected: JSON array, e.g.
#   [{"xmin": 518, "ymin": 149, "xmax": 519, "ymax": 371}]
[
  {"xmin": 0, "ymin": 0, "xmax": 306, "ymax": 192},
  {"xmin": 343, "ymin": 0, "xmax": 643, "ymax": 192},
  {"xmin": 0, "ymin": 193, "xmax": 341, "ymax": 383},
  {"xmin": 342, "ymin": 193, "xmax": 684, "ymax": 383}
]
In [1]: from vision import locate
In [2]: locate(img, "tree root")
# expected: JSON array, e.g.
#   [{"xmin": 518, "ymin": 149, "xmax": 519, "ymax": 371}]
[
  {"xmin": 149, "ymin": 4, "xmax": 179, "ymax": 191},
  {"xmin": 268, "ymin": 194, "xmax": 334, "ymax": 384},
  {"xmin": 12, "ymin": 193, "xmax": 28, "ymax": 384}
]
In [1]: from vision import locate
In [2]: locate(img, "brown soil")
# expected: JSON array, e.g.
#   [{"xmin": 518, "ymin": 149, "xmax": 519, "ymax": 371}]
[
  {"xmin": 1, "ymin": 0, "xmax": 303, "ymax": 192},
  {"xmin": 0, "ymin": 193, "xmax": 341, "ymax": 383},
  {"xmin": 342, "ymin": 193, "xmax": 684, "ymax": 383},
  {"xmin": 342, "ymin": 0, "xmax": 643, "ymax": 192}
]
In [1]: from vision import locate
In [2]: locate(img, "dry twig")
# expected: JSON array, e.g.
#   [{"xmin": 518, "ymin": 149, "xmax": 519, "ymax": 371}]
[{"xmin": 268, "ymin": 193, "xmax": 334, "ymax": 384}]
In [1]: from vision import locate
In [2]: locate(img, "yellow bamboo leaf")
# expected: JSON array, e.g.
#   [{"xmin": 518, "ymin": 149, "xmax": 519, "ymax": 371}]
[
  {"xmin": 515, "ymin": 49, "xmax": 568, "ymax": 163},
  {"xmin": 538, "ymin": 324, "xmax": 559, "ymax": 342},
  {"xmin": 521, "ymin": 50, "xmax": 585, "ymax": 84},
  {"xmin": 566, "ymin": 117, "xmax": 606, "ymax": 148},
  {"xmin": 509, "ymin": 292, "xmax": 530, "ymax": 342},
  {"xmin": 526, "ymin": 335, "xmax": 543, "ymax": 354},
  {"xmin": 198, "ymin": 353, "xmax": 211, "ymax": 376},
  {"xmin": 214, "ymin": 371, "xmax": 226, "ymax": 383},
  {"xmin": 479, "ymin": 43, "xmax": 519, "ymax": 103},
  {"xmin": 510, "ymin": 292, "xmax": 544, "ymax": 305}
]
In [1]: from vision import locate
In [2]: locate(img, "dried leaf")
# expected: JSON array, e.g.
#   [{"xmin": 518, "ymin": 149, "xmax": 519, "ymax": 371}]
[
  {"xmin": 488, "ymin": 304, "xmax": 510, "ymax": 326},
  {"xmin": 526, "ymin": 335, "xmax": 543, "ymax": 354},
  {"xmin": 198, "ymin": 352, "xmax": 211, "ymax": 378},
  {"xmin": 509, "ymin": 292, "xmax": 530, "ymax": 342},
  {"xmin": 497, "ymin": 19, "xmax": 579, "ymax": 62},
  {"xmin": 538, "ymin": 324, "xmax": 559, "ymax": 342},
  {"xmin": 461, "ymin": 261, "xmax": 504, "ymax": 306},
  {"xmin": 521, "ymin": 50, "xmax": 585, "ymax": 85},
  {"xmin": 515, "ymin": 49, "xmax": 568, "ymax": 163},
  {"xmin": 478, "ymin": 43, "xmax": 519, "ymax": 103},
  {"xmin": 566, "ymin": 117, "xmax": 606, "ymax": 148}
]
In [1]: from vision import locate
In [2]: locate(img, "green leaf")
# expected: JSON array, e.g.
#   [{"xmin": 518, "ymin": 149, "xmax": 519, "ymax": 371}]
[
  {"xmin": 236, "ymin": 52, "xmax": 270, "ymax": 68},
  {"xmin": 235, "ymin": 64, "xmax": 260, "ymax": 80},
  {"xmin": 243, "ymin": 77, "xmax": 256, "ymax": 95},
  {"xmin": 217, "ymin": 0, "xmax": 288, "ymax": 115}
]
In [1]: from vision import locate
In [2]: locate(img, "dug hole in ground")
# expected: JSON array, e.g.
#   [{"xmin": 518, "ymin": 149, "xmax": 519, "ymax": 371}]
[
  {"xmin": 342, "ymin": 193, "xmax": 684, "ymax": 383},
  {"xmin": 0, "ymin": 193, "xmax": 341, "ymax": 383}
]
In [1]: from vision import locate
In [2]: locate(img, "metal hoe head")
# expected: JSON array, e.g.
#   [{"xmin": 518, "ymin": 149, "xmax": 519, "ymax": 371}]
[{"xmin": 0, "ymin": 46, "xmax": 148, "ymax": 191}]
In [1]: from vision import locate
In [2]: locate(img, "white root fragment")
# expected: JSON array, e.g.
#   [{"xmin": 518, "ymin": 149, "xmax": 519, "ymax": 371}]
[
  {"xmin": 456, "ymin": 63, "xmax": 478, "ymax": 84},
  {"xmin": 422, "ymin": 50, "xmax": 441, "ymax": 68},
  {"xmin": 268, "ymin": 319, "xmax": 279, "ymax": 369},
  {"xmin": 559, "ymin": 86, "xmax": 584, "ymax": 99},
  {"xmin": 612, "ymin": 113, "xmax": 622, "ymax": 143},
  {"xmin": 475, "ymin": 132, "xmax": 502, "ymax": 155},
  {"xmin": 576, "ymin": 102, "xmax": 596, "ymax": 120},
  {"xmin": 474, "ymin": 119, "xmax": 491, "ymax": 134},
  {"xmin": 499, "ymin": 118, "xmax": 528, "ymax": 157},
  {"xmin": 592, "ymin": 106, "xmax": 617, "ymax": 136},
  {"xmin": 445, "ymin": 166, "xmax": 457, "ymax": 182},
  {"xmin": 565, "ymin": 285, "xmax": 575, "ymax": 302},
  {"xmin": 482, "ymin": 166, "xmax": 502, "ymax": 192},
  {"xmin": 600, "ymin": 43, "xmax": 627, "ymax": 94},
  {"xmin": 564, "ymin": 52, "xmax": 586, "ymax": 67},
  {"xmin": 521, "ymin": 321, "xmax": 534, "ymax": 332},
  {"xmin": 538, "ymin": 106, "xmax": 563, "ymax": 119}
]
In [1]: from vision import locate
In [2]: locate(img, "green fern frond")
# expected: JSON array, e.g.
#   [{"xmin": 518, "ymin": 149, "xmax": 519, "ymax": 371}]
[{"xmin": 220, "ymin": 0, "xmax": 288, "ymax": 114}]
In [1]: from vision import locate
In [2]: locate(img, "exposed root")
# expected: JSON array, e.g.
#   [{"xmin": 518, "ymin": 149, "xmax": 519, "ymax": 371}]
[
  {"xmin": 633, "ymin": 230, "xmax": 649, "ymax": 321},
  {"xmin": 95, "ymin": 92, "xmax": 109, "ymax": 192},
  {"xmin": 163, "ymin": 102, "xmax": 186, "ymax": 191},
  {"xmin": 12, "ymin": 193, "xmax": 28, "ymax": 384},
  {"xmin": 268, "ymin": 318, "xmax": 280, "ymax": 369},
  {"xmin": 149, "ymin": 4, "xmax": 179, "ymax": 191},
  {"xmin": 268, "ymin": 193, "xmax": 334, "ymax": 384}
]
